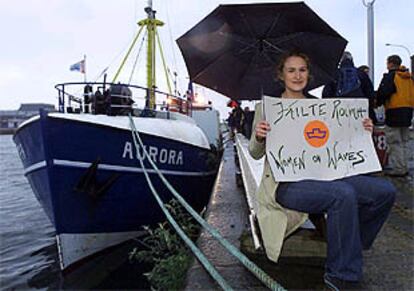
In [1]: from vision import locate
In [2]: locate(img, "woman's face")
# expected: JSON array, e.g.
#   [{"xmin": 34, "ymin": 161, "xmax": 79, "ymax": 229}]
[{"xmin": 280, "ymin": 56, "xmax": 309, "ymax": 94}]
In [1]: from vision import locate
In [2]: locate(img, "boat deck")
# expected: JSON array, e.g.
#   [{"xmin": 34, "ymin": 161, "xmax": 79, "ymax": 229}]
[{"xmin": 184, "ymin": 132, "xmax": 414, "ymax": 290}]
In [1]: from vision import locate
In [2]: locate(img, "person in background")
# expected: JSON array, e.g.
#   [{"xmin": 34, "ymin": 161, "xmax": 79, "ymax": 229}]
[
  {"xmin": 92, "ymin": 89, "xmax": 104, "ymax": 114},
  {"xmin": 358, "ymin": 65, "xmax": 370, "ymax": 75},
  {"xmin": 226, "ymin": 111, "xmax": 233, "ymax": 127},
  {"xmin": 232, "ymin": 105, "xmax": 244, "ymax": 133},
  {"xmin": 83, "ymin": 84, "xmax": 93, "ymax": 113},
  {"xmin": 249, "ymin": 51, "xmax": 396, "ymax": 291},
  {"xmin": 226, "ymin": 111, "xmax": 235, "ymax": 139},
  {"xmin": 241, "ymin": 106, "xmax": 254, "ymax": 139},
  {"xmin": 322, "ymin": 51, "xmax": 377, "ymax": 124},
  {"xmin": 377, "ymin": 54, "xmax": 414, "ymax": 177}
]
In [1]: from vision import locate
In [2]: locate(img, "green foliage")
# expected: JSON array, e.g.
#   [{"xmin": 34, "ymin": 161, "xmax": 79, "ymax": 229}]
[
  {"xmin": 145, "ymin": 252, "xmax": 193, "ymax": 290},
  {"xmin": 129, "ymin": 199, "xmax": 200, "ymax": 290}
]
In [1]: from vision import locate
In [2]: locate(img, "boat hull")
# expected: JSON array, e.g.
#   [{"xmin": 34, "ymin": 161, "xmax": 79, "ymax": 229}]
[{"xmin": 14, "ymin": 112, "xmax": 219, "ymax": 270}]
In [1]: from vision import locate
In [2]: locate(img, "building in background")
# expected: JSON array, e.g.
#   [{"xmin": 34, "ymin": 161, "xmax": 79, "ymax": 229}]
[{"xmin": 0, "ymin": 103, "xmax": 55, "ymax": 134}]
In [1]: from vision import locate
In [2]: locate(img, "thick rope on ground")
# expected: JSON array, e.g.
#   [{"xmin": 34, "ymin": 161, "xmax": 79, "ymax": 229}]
[
  {"xmin": 130, "ymin": 119, "xmax": 233, "ymax": 291},
  {"xmin": 129, "ymin": 115, "xmax": 286, "ymax": 291}
]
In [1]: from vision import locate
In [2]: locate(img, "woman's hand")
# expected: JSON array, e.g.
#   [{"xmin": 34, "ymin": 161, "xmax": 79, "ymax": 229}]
[
  {"xmin": 362, "ymin": 118, "xmax": 374, "ymax": 133},
  {"xmin": 255, "ymin": 120, "xmax": 271, "ymax": 142}
]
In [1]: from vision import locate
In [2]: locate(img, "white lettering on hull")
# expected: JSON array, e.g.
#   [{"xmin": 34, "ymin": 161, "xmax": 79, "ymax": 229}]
[
  {"xmin": 122, "ymin": 142, "xmax": 133, "ymax": 159},
  {"xmin": 122, "ymin": 142, "xmax": 184, "ymax": 166}
]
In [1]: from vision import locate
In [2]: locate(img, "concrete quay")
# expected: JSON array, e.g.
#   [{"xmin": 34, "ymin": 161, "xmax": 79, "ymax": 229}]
[
  {"xmin": 185, "ymin": 133, "xmax": 413, "ymax": 290},
  {"xmin": 184, "ymin": 138, "xmax": 265, "ymax": 290}
]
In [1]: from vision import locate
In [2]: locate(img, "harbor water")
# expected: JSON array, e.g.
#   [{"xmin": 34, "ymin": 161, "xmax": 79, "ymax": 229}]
[{"xmin": 0, "ymin": 135, "xmax": 150, "ymax": 290}]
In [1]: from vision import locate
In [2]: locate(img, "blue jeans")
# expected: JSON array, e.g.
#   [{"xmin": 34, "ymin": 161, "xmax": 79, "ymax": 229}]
[{"xmin": 276, "ymin": 175, "xmax": 396, "ymax": 281}]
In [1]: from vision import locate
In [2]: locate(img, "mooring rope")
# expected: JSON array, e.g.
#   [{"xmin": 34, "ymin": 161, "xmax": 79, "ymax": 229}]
[
  {"xmin": 128, "ymin": 115, "xmax": 286, "ymax": 291},
  {"xmin": 129, "ymin": 117, "xmax": 233, "ymax": 291}
]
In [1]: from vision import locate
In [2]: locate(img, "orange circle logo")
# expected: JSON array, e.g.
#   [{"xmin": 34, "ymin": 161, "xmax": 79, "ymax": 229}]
[{"xmin": 304, "ymin": 120, "xmax": 330, "ymax": 148}]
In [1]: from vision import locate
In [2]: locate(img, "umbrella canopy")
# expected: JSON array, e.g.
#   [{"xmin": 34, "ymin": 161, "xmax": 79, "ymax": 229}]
[{"xmin": 177, "ymin": 2, "xmax": 347, "ymax": 100}]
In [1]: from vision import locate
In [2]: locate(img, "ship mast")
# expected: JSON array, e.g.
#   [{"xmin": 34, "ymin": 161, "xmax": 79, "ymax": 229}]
[
  {"xmin": 141, "ymin": 0, "xmax": 164, "ymax": 110},
  {"xmin": 112, "ymin": 0, "xmax": 170, "ymax": 112}
]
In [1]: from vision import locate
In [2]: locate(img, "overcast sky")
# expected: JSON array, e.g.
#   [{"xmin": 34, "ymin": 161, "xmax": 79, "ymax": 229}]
[{"xmin": 0, "ymin": 0, "xmax": 412, "ymax": 118}]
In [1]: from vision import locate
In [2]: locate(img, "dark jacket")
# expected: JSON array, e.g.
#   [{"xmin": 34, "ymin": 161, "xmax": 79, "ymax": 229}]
[
  {"xmin": 322, "ymin": 59, "xmax": 376, "ymax": 123},
  {"xmin": 305, "ymin": 92, "xmax": 318, "ymax": 99},
  {"xmin": 377, "ymin": 67, "xmax": 414, "ymax": 127}
]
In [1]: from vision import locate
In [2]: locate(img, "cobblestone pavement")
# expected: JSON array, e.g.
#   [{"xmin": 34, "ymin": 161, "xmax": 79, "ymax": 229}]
[{"xmin": 362, "ymin": 129, "xmax": 414, "ymax": 290}]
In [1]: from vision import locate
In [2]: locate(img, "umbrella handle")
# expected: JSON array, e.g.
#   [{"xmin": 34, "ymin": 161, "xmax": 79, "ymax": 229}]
[{"xmin": 261, "ymin": 94, "xmax": 266, "ymax": 121}]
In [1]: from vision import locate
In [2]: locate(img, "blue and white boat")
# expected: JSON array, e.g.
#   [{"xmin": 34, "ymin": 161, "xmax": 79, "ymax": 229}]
[{"xmin": 13, "ymin": 2, "xmax": 221, "ymax": 271}]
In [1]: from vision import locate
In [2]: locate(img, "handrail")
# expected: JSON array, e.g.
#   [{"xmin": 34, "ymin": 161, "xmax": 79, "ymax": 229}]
[
  {"xmin": 54, "ymin": 81, "xmax": 185, "ymax": 100},
  {"xmin": 54, "ymin": 81, "xmax": 191, "ymax": 115}
]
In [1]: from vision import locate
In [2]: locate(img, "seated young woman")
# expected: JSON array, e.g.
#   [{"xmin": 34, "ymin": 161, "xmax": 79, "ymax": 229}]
[{"xmin": 248, "ymin": 51, "xmax": 396, "ymax": 290}]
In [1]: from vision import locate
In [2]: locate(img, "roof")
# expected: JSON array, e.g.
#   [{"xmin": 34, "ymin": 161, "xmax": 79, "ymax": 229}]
[
  {"xmin": 18, "ymin": 103, "xmax": 55, "ymax": 112},
  {"xmin": 0, "ymin": 103, "xmax": 56, "ymax": 118}
]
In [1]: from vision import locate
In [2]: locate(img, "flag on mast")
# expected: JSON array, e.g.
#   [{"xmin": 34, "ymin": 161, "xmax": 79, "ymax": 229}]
[{"xmin": 70, "ymin": 60, "xmax": 85, "ymax": 73}]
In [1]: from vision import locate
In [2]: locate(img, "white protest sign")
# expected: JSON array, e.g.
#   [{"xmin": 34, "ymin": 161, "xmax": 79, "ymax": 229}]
[{"xmin": 264, "ymin": 96, "xmax": 382, "ymax": 181}]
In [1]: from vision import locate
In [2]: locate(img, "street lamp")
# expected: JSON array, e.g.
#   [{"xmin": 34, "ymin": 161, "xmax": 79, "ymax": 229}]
[
  {"xmin": 362, "ymin": 0, "xmax": 376, "ymax": 83},
  {"xmin": 385, "ymin": 43, "xmax": 414, "ymax": 75},
  {"xmin": 386, "ymin": 43, "xmax": 412, "ymax": 58}
]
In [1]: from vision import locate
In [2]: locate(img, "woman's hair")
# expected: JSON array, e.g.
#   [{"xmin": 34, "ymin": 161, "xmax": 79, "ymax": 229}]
[{"xmin": 276, "ymin": 51, "xmax": 311, "ymax": 81}]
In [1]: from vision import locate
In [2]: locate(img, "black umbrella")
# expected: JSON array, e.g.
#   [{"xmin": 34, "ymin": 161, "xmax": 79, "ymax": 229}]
[{"xmin": 177, "ymin": 2, "xmax": 347, "ymax": 100}]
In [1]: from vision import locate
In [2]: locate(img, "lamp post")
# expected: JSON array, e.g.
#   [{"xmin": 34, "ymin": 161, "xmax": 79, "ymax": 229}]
[
  {"xmin": 362, "ymin": 0, "xmax": 376, "ymax": 83},
  {"xmin": 385, "ymin": 43, "xmax": 414, "ymax": 74}
]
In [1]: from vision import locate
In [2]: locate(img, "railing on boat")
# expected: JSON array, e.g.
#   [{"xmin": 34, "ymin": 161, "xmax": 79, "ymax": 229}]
[{"xmin": 54, "ymin": 81, "xmax": 199, "ymax": 117}]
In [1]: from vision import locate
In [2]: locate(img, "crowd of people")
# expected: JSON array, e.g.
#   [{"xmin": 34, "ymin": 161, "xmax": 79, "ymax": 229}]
[
  {"xmin": 227, "ymin": 105, "xmax": 254, "ymax": 139},
  {"xmin": 82, "ymin": 84, "xmax": 134, "ymax": 116}
]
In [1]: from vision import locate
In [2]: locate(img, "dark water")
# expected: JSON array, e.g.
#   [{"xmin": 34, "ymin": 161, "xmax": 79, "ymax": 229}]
[{"xmin": 0, "ymin": 135, "xmax": 150, "ymax": 290}]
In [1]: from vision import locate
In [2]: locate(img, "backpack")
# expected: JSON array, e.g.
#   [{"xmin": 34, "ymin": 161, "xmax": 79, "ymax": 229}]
[{"xmin": 336, "ymin": 67, "xmax": 363, "ymax": 97}]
